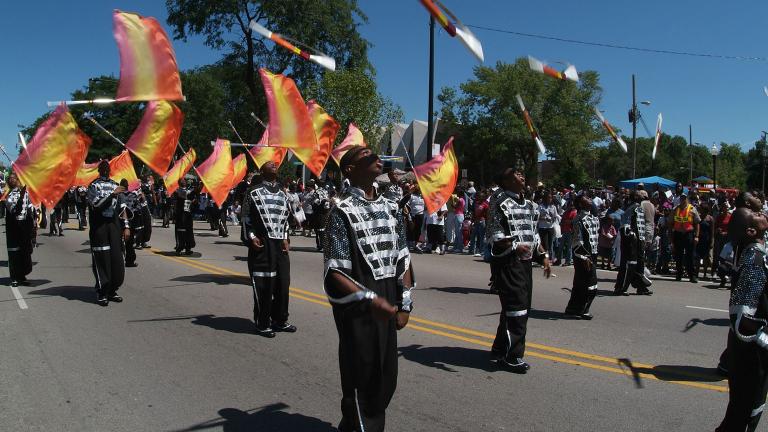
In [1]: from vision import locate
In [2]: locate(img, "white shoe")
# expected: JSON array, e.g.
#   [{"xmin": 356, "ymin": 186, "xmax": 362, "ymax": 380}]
[{"xmin": 473, "ymin": 253, "xmax": 481, "ymax": 257}]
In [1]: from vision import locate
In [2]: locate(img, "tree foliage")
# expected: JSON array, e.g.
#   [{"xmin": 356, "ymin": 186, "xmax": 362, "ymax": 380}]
[
  {"xmin": 165, "ymin": 0, "xmax": 370, "ymax": 117},
  {"xmin": 438, "ymin": 58, "xmax": 605, "ymax": 185}
]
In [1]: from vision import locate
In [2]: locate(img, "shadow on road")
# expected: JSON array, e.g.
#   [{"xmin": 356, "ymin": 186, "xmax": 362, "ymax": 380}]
[
  {"xmin": 289, "ymin": 246, "xmax": 322, "ymax": 254},
  {"xmin": 0, "ymin": 277, "xmax": 51, "ymax": 288},
  {"xmin": 529, "ymin": 309, "xmax": 565, "ymax": 320},
  {"xmin": 399, "ymin": 344, "xmax": 496, "ymax": 373},
  {"xmin": 560, "ymin": 287, "xmax": 615, "ymax": 297},
  {"xmin": 616, "ymin": 358, "xmax": 726, "ymax": 389},
  {"xmin": 154, "ymin": 251, "xmax": 204, "ymax": 258},
  {"xmin": 213, "ymin": 241, "xmax": 245, "ymax": 246},
  {"xmin": 171, "ymin": 403, "xmax": 335, "ymax": 432},
  {"xmin": 682, "ymin": 318, "xmax": 730, "ymax": 332},
  {"xmin": 430, "ymin": 286, "xmax": 492, "ymax": 295},
  {"xmin": 170, "ymin": 274, "xmax": 249, "ymax": 286},
  {"xmin": 28, "ymin": 285, "xmax": 93, "ymax": 303},
  {"xmin": 129, "ymin": 314, "xmax": 255, "ymax": 335}
]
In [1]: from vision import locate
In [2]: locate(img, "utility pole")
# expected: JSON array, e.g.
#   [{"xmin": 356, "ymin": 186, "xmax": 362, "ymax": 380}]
[
  {"xmin": 762, "ymin": 131, "xmax": 767, "ymax": 196},
  {"xmin": 426, "ymin": 17, "xmax": 436, "ymax": 162},
  {"xmin": 689, "ymin": 125, "xmax": 693, "ymax": 184},
  {"xmin": 631, "ymin": 74, "xmax": 637, "ymax": 178}
]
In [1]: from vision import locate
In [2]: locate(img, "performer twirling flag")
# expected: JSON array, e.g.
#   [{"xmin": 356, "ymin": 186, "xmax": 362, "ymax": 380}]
[
  {"xmin": 5, "ymin": 173, "xmax": 35, "ymax": 288},
  {"xmin": 565, "ymin": 194, "xmax": 600, "ymax": 319},
  {"xmin": 324, "ymin": 146, "xmax": 414, "ymax": 431},
  {"xmin": 249, "ymin": 21, "xmax": 336, "ymax": 71}
]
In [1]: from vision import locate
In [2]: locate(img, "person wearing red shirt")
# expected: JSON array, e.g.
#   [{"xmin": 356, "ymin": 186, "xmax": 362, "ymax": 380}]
[
  {"xmin": 468, "ymin": 191, "xmax": 488, "ymax": 257},
  {"xmin": 713, "ymin": 196, "xmax": 732, "ymax": 287},
  {"xmin": 555, "ymin": 203, "xmax": 577, "ymax": 266}
]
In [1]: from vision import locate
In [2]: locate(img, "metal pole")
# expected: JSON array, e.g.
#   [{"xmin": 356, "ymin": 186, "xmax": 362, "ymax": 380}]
[
  {"xmin": 632, "ymin": 74, "xmax": 637, "ymax": 178},
  {"xmin": 689, "ymin": 125, "xmax": 693, "ymax": 184},
  {"xmin": 712, "ymin": 154, "xmax": 717, "ymax": 191},
  {"xmin": 426, "ymin": 16, "xmax": 435, "ymax": 162}
]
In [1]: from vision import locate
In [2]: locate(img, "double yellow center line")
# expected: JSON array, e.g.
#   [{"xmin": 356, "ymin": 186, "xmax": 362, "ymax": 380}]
[{"xmin": 148, "ymin": 248, "xmax": 728, "ymax": 393}]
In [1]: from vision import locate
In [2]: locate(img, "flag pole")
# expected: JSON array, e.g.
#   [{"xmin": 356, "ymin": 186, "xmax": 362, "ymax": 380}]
[
  {"xmin": 0, "ymin": 144, "xmax": 15, "ymax": 165},
  {"xmin": 82, "ymin": 114, "xmax": 126, "ymax": 147}
]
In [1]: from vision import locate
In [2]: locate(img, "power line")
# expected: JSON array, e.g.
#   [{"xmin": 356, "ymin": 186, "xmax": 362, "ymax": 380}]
[{"xmin": 466, "ymin": 24, "xmax": 767, "ymax": 62}]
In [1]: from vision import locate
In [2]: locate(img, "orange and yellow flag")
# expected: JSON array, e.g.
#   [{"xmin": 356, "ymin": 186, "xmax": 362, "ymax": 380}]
[
  {"xmin": 109, "ymin": 151, "xmax": 140, "ymax": 191},
  {"xmin": 125, "ymin": 100, "xmax": 183, "ymax": 176},
  {"xmin": 247, "ymin": 129, "xmax": 288, "ymax": 168},
  {"xmin": 196, "ymin": 139, "xmax": 234, "ymax": 206},
  {"xmin": 331, "ymin": 123, "xmax": 366, "ymax": 166},
  {"xmin": 12, "ymin": 104, "xmax": 91, "ymax": 207},
  {"xmin": 232, "ymin": 153, "xmax": 248, "ymax": 186},
  {"xmin": 259, "ymin": 68, "xmax": 317, "ymax": 151},
  {"xmin": 413, "ymin": 137, "xmax": 459, "ymax": 215},
  {"xmin": 292, "ymin": 100, "xmax": 338, "ymax": 177},
  {"xmin": 163, "ymin": 148, "xmax": 196, "ymax": 196},
  {"xmin": 72, "ymin": 162, "xmax": 100, "ymax": 188}
]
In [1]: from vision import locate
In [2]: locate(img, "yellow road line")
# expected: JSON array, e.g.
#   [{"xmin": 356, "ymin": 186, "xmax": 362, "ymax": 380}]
[{"xmin": 147, "ymin": 249, "xmax": 728, "ymax": 393}]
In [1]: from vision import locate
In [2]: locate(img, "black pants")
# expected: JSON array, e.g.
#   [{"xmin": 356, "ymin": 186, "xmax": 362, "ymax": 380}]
[
  {"xmin": 218, "ymin": 208, "xmax": 229, "ymax": 237},
  {"xmin": 50, "ymin": 208, "xmax": 63, "ymax": 235},
  {"xmin": 76, "ymin": 204, "xmax": 87, "ymax": 229},
  {"xmin": 125, "ymin": 228, "xmax": 136, "ymax": 265},
  {"xmin": 673, "ymin": 230, "xmax": 695, "ymax": 280},
  {"xmin": 139, "ymin": 206, "xmax": 152, "ymax": 244},
  {"xmin": 333, "ymin": 282, "xmax": 399, "ymax": 432},
  {"xmin": 248, "ymin": 238, "xmax": 290, "ymax": 328},
  {"xmin": 491, "ymin": 255, "xmax": 533, "ymax": 360},
  {"xmin": 90, "ymin": 217, "xmax": 124, "ymax": 296},
  {"xmin": 566, "ymin": 254, "xmax": 597, "ymax": 315},
  {"xmin": 175, "ymin": 213, "xmax": 195, "ymax": 252},
  {"xmin": 615, "ymin": 232, "xmax": 651, "ymax": 293},
  {"xmin": 6, "ymin": 217, "xmax": 33, "ymax": 282},
  {"xmin": 717, "ymin": 330, "xmax": 768, "ymax": 431}
]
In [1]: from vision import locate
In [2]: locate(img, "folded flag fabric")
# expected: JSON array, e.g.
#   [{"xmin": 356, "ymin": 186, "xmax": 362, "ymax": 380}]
[
  {"xmin": 247, "ymin": 129, "xmax": 288, "ymax": 168},
  {"xmin": 113, "ymin": 10, "xmax": 184, "ymax": 101},
  {"xmin": 413, "ymin": 137, "xmax": 459, "ymax": 215},
  {"xmin": 163, "ymin": 148, "xmax": 196, "ymax": 196},
  {"xmin": 125, "ymin": 100, "xmax": 183, "ymax": 175},
  {"xmin": 292, "ymin": 100, "xmax": 339, "ymax": 177},
  {"xmin": 196, "ymin": 138, "xmax": 234, "ymax": 206},
  {"xmin": 232, "ymin": 153, "xmax": 248, "ymax": 186},
  {"xmin": 331, "ymin": 123, "xmax": 366, "ymax": 166},
  {"xmin": 109, "ymin": 151, "xmax": 140, "ymax": 191},
  {"xmin": 12, "ymin": 104, "xmax": 91, "ymax": 207}
]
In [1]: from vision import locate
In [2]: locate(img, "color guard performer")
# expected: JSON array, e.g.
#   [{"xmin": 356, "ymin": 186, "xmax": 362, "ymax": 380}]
[
  {"xmin": 323, "ymin": 147, "xmax": 414, "ymax": 432},
  {"xmin": 87, "ymin": 161, "xmax": 129, "ymax": 306},
  {"xmin": 173, "ymin": 178, "xmax": 197, "ymax": 255},
  {"xmin": 5, "ymin": 173, "xmax": 34, "ymax": 287},
  {"xmin": 487, "ymin": 164, "xmax": 551, "ymax": 373},
  {"xmin": 614, "ymin": 191, "xmax": 653, "ymax": 296},
  {"xmin": 75, "ymin": 186, "xmax": 88, "ymax": 230},
  {"xmin": 717, "ymin": 211, "xmax": 768, "ymax": 431},
  {"xmin": 241, "ymin": 162, "xmax": 295, "ymax": 337},
  {"xmin": 565, "ymin": 194, "xmax": 599, "ymax": 319},
  {"xmin": 137, "ymin": 176, "xmax": 153, "ymax": 248},
  {"xmin": 121, "ymin": 179, "xmax": 141, "ymax": 268}
]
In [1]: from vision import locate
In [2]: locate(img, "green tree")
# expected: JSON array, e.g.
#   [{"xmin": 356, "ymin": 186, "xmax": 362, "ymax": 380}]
[
  {"xmin": 304, "ymin": 68, "xmax": 403, "ymax": 152},
  {"xmin": 438, "ymin": 58, "xmax": 606, "ymax": 185},
  {"xmin": 165, "ymin": 0, "xmax": 370, "ymax": 117}
]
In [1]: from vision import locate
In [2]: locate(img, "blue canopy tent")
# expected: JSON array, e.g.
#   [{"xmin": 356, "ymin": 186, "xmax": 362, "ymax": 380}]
[{"xmin": 618, "ymin": 176, "xmax": 677, "ymax": 189}]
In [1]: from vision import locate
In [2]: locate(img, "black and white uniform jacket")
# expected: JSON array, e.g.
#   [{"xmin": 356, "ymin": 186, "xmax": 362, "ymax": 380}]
[
  {"xmin": 87, "ymin": 177, "xmax": 126, "ymax": 224},
  {"xmin": 729, "ymin": 243, "xmax": 768, "ymax": 349},
  {"xmin": 572, "ymin": 210, "xmax": 599, "ymax": 260},
  {"xmin": 487, "ymin": 190, "xmax": 541, "ymax": 259},
  {"xmin": 621, "ymin": 203, "xmax": 646, "ymax": 243},
  {"xmin": 243, "ymin": 181, "xmax": 290, "ymax": 241},
  {"xmin": 123, "ymin": 190, "xmax": 144, "ymax": 229},
  {"xmin": 6, "ymin": 188, "xmax": 33, "ymax": 221},
  {"xmin": 323, "ymin": 187, "xmax": 413, "ymax": 312}
]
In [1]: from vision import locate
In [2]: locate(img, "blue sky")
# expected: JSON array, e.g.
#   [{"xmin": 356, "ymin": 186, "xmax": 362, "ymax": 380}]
[{"xmin": 1, "ymin": 1, "xmax": 767, "ymax": 160}]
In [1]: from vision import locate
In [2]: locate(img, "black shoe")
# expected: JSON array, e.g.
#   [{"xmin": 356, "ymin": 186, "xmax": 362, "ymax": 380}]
[
  {"xmin": 108, "ymin": 293, "xmax": 123, "ymax": 303},
  {"xmin": 580, "ymin": 313, "xmax": 594, "ymax": 320},
  {"xmin": 125, "ymin": 262, "xmax": 138, "ymax": 268},
  {"xmin": 175, "ymin": 248, "xmax": 182, "ymax": 256},
  {"xmin": 564, "ymin": 313, "xmax": 583, "ymax": 320},
  {"xmin": 135, "ymin": 245, "xmax": 143, "ymax": 250},
  {"xmin": 184, "ymin": 249, "xmax": 193, "ymax": 255},
  {"xmin": 272, "ymin": 323, "xmax": 297, "ymax": 333},
  {"xmin": 690, "ymin": 278, "xmax": 698, "ymax": 283},
  {"xmin": 96, "ymin": 295, "xmax": 108, "ymax": 306},
  {"xmin": 10, "ymin": 280, "xmax": 18, "ymax": 288},
  {"xmin": 254, "ymin": 327, "xmax": 276, "ymax": 338},
  {"xmin": 58, "ymin": 233, "xmax": 64, "ymax": 237},
  {"xmin": 498, "ymin": 357, "xmax": 529, "ymax": 374},
  {"xmin": 142, "ymin": 243, "xmax": 150, "ymax": 248},
  {"xmin": 490, "ymin": 351, "xmax": 504, "ymax": 363},
  {"xmin": 637, "ymin": 289, "xmax": 653, "ymax": 296},
  {"xmin": 676, "ymin": 276, "xmax": 682, "ymax": 281}
]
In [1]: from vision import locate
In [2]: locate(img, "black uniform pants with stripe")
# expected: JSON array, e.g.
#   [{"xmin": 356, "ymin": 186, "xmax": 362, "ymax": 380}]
[
  {"xmin": 491, "ymin": 255, "xmax": 533, "ymax": 360},
  {"xmin": 566, "ymin": 254, "xmax": 598, "ymax": 315},
  {"xmin": 6, "ymin": 218, "xmax": 33, "ymax": 282},
  {"xmin": 248, "ymin": 238, "xmax": 290, "ymax": 328},
  {"xmin": 125, "ymin": 226, "xmax": 137, "ymax": 266},
  {"xmin": 717, "ymin": 330, "xmax": 768, "ymax": 432},
  {"xmin": 332, "ymin": 280, "xmax": 399, "ymax": 432},
  {"xmin": 139, "ymin": 206, "xmax": 152, "ymax": 244},
  {"xmin": 175, "ymin": 213, "xmax": 195, "ymax": 251},
  {"xmin": 89, "ymin": 218, "xmax": 124, "ymax": 295}
]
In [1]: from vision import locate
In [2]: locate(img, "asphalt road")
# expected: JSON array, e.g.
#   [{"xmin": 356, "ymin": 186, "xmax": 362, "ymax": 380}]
[{"xmin": 0, "ymin": 217, "xmax": 737, "ymax": 431}]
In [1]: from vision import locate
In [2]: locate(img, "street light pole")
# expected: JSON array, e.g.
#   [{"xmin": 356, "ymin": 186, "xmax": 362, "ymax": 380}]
[
  {"xmin": 689, "ymin": 125, "xmax": 693, "ymax": 184},
  {"xmin": 426, "ymin": 16, "xmax": 435, "ymax": 162},
  {"xmin": 710, "ymin": 143, "xmax": 719, "ymax": 192},
  {"xmin": 631, "ymin": 74, "xmax": 637, "ymax": 178}
]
